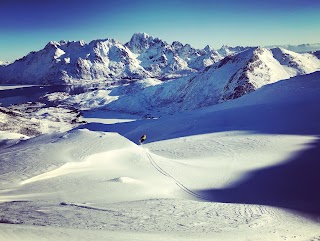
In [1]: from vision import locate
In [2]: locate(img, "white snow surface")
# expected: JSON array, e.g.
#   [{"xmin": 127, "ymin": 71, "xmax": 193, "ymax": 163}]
[{"xmin": 0, "ymin": 72, "xmax": 320, "ymax": 240}]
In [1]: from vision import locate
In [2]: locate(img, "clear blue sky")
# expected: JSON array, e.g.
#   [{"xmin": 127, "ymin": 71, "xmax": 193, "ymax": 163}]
[{"xmin": 1, "ymin": 0, "xmax": 319, "ymax": 61}]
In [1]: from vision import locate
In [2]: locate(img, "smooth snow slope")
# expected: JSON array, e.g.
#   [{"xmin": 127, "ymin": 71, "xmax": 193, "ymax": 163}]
[
  {"xmin": 82, "ymin": 71, "xmax": 320, "ymax": 213},
  {"xmin": 0, "ymin": 72, "xmax": 320, "ymax": 240}
]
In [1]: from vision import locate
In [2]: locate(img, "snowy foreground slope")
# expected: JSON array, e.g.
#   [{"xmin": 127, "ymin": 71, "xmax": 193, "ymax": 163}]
[{"xmin": 0, "ymin": 72, "xmax": 320, "ymax": 240}]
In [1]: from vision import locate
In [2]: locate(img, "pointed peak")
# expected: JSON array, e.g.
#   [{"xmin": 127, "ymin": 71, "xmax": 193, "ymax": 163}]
[
  {"xmin": 44, "ymin": 40, "xmax": 88, "ymax": 50},
  {"xmin": 57, "ymin": 40, "xmax": 87, "ymax": 46},
  {"xmin": 44, "ymin": 41, "xmax": 61, "ymax": 49},
  {"xmin": 131, "ymin": 32, "xmax": 152, "ymax": 41},
  {"xmin": 204, "ymin": 45, "xmax": 214, "ymax": 52},
  {"xmin": 126, "ymin": 33, "xmax": 161, "ymax": 54},
  {"xmin": 172, "ymin": 41, "xmax": 183, "ymax": 48}
]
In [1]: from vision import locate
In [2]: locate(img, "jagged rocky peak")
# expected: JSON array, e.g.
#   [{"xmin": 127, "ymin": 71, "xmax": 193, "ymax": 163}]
[
  {"xmin": 217, "ymin": 44, "xmax": 251, "ymax": 57},
  {"xmin": 87, "ymin": 38, "xmax": 119, "ymax": 51},
  {"xmin": 44, "ymin": 40, "xmax": 87, "ymax": 54},
  {"xmin": 204, "ymin": 45, "xmax": 214, "ymax": 52},
  {"xmin": 89, "ymin": 38, "xmax": 117, "ymax": 45},
  {"xmin": 126, "ymin": 32, "xmax": 154, "ymax": 53},
  {"xmin": 217, "ymin": 45, "xmax": 234, "ymax": 56},
  {"xmin": 60, "ymin": 40, "xmax": 87, "ymax": 47},
  {"xmin": 171, "ymin": 41, "xmax": 200, "ymax": 56},
  {"xmin": 126, "ymin": 32, "xmax": 167, "ymax": 54},
  {"xmin": 253, "ymin": 46, "xmax": 268, "ymax": 54},
  {"xmin": 44, "ymin": 41, "xmax": 61, "ymax": 49},
  {"xmin": 172, "ymin": 41, "xmax": 184, "ymax": 50}
]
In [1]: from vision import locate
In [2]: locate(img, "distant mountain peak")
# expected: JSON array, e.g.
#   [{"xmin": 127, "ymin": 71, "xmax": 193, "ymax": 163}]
[
  {"xmin": 6, "ymin": 33, "xmax": 319, "ymax": 88},
  {"xmin": 132, "ymin": 32, "xmax": 150, "ymax": 38},
  {"xmin": 126, "ymin": 33, "xmax": 151, "ymax": 53},
  {"xmin": 172, "ymin": 41, "xmax": 184, "ymax": 48},
  {"xmin": 204, "ymin": 45, "xmax": 214, "ymax": 52},
  {"xmin": 220, "ymin": 44, "xmax": 230, "ymax": 49},
  {"xmin": 45, "ymin": 41, "xmax": 60, "ymax": 49},
  {"xmin": 44, "ymin": 40, "xmax": 88, "ymax": 50},
  {"xmin": 266, "ymin": 43, "xmax": 320, "ymax": 53}
]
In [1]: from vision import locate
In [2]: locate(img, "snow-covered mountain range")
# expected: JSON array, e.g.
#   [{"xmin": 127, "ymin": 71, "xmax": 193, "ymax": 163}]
[
  {"xmin": 125, "ymin": 33, "xmax": 223, "ymax": 78},
  {"xmin": 1, "ymin": 33, "xmax": 319, "ymax": 112},
  {"xmin": 50, "ymin": 46, "xmax": 320, "ymax": 115},
  {"xmin": 0, "ymin": 39, "xmax": 151, "ymax": 84},
  {"xmin": 0, "ymin": 33, "xmax": 228, "ymax": 84},
  {"xmin": 266, "ymin": 43, "xmax": 320, "ymax": 53}
]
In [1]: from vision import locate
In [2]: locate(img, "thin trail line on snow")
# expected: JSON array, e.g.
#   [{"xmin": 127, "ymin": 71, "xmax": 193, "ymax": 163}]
[{"xmin": 142, "ymin": 145, "xmax": 208, "ymax": 201}]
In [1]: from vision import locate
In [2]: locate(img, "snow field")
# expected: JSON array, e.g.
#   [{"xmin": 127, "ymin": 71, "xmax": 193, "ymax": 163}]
[
  {"xmin": 0, "ymin": 71, "xmax": 320, "ymax": 240},
  {"xmin": 1, "ymin": 199, "xmax": 319, "ymax": 241},
  {"xmin": 0, "ymin": 128, "xmax": 319, "ymax": 240}
]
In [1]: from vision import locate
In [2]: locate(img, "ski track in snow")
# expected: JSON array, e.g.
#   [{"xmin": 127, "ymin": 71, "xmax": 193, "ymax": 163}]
[
  {"xmin": 0, "ymin": 131, "xmax": 319, "ymax": 240},
  {"xmin": 143, "ymin": 146, "xmax": 206, "ymax": 200}
]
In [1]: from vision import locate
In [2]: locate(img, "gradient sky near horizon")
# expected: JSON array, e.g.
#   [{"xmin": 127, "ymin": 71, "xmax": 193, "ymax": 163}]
[{"xmin": 1, "ymin": 0, "xmax": 319, "ymax": 61}]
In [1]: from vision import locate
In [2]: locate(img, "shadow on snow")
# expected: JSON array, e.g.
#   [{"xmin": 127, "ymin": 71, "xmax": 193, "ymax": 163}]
[
  {"xmin": 197, "ymin": 139, "xmax": 320, "ymax": 216},
  {"xmin": 76, "ymin": 89, "xmax": 320, "ymax": 217}
]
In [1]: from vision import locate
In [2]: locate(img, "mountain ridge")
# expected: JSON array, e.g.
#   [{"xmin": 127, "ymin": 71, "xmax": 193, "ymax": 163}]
[
  {"xmin": 266, "ymin": 43, "xmax": 320, "ymax": 53},
  {"xmin": 46, "ymin": 47, "xmax": 319, "ymax": 116},
  {"xmin": 0, "ymin": 33, "xmax": 319, "ymax": 111},
  {"xmin": 0, "ymin": 33, "xmax": 232, "ymax": 84}
]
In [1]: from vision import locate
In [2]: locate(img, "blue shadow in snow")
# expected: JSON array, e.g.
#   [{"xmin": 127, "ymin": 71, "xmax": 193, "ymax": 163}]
[
  {"xmin": 197, "ymin": 139, "xmax": 320, "ymax": 216},
  {"xmin": 77, "ymin": 94, "xmax": 320, "ymax": 216},
  {"xmin": 79, "ymin": 99, "xmax": 320, "ymax": 145}
]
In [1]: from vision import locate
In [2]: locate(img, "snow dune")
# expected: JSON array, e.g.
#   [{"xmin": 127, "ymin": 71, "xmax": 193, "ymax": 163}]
[{"xmin": 13, "ymin": 132, "xmax": 188, "ymax": 203}]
